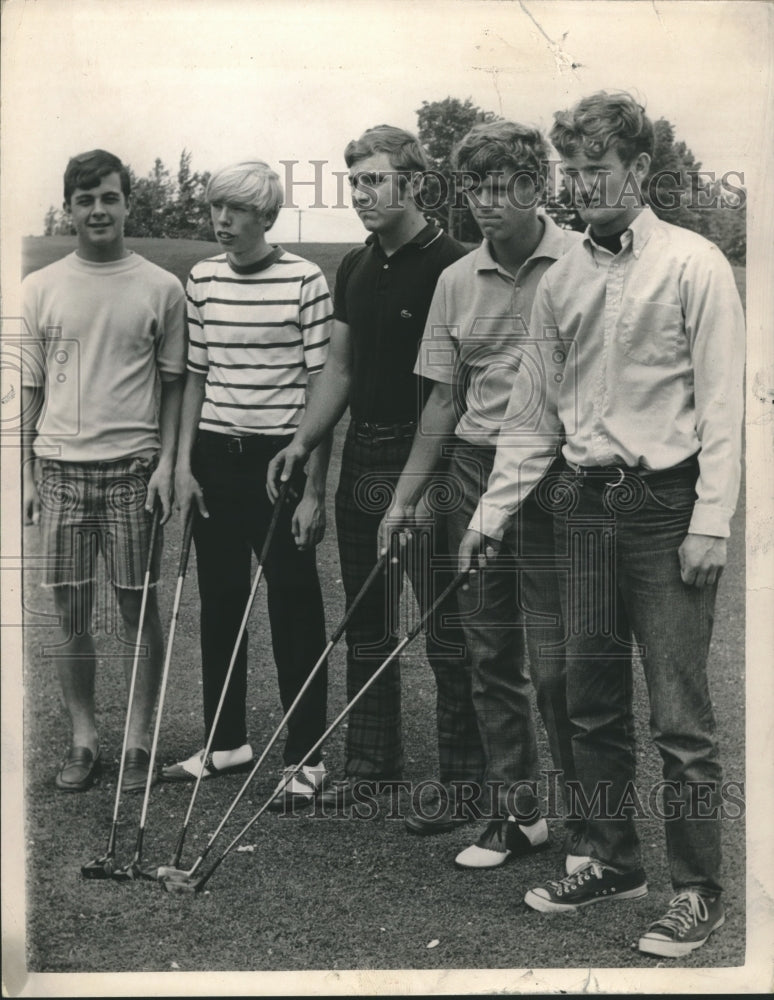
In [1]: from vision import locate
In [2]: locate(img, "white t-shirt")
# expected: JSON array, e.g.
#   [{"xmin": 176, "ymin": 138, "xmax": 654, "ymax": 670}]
[{"xmin": 22, "ymin": 251, "xmax": 187, "ymax": 461}]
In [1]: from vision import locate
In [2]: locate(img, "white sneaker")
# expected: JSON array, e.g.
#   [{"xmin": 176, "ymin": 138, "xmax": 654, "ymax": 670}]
[
  {"xmin": 161, "ymin": 743, "xmax": 253, "ymax": 781},
  {"xmin": 455, "ymin": 816, "xmax": 549, "ymax": 869},
  {"xmin": 267, "ymin": 762, "xmax": 328, "ymax": 810}
]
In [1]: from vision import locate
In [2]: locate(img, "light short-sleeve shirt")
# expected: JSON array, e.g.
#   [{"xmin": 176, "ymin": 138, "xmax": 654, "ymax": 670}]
[
  {"xmin": 415, "ymin": 215, "xmax": 582, "ymax": 446},
  {"xmin": 22, "ymin": 251, "xmax": 187, "ymax": 462}
]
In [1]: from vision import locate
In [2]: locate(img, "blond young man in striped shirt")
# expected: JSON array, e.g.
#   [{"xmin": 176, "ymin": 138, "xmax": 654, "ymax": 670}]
[{"xmin": 163, "ymin": 161, "xmax": 334, "ymax": 807}]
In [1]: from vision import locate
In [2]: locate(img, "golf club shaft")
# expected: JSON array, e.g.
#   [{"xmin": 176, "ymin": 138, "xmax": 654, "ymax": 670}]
[
  {"xmin": 180, "ymin": 551, "xmax": 389, "ymax": 877},
  {"xmin": 195, "ymin": 569, "xmax": 469, "ymax": 892},
  {"xmin": 171, "ymin": 479, "xmax": 292, "ymax": 868},
  {"xmin": 133, "ymin": 511, "xmax": 195, "ymax": 841},
  {"xmin": 104, "ymin": 506, "xmax": 161, "ymax": 831}
]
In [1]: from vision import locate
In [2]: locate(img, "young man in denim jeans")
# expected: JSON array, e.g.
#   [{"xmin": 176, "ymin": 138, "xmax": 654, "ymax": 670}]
[
  {"xmin": 21, "ymin": 149, "xmax": 186, "ymax": 794},
  {"xmin": 381, "ymin": 120, "xmax": 582, "ymax": 867},
  {"xmin": 459, "ymin": 92, "xmax": 745, "ymax": 957}
]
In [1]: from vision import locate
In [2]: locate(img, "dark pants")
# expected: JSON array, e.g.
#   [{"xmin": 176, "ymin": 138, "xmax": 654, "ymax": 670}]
[
  {"xmin": 446, "ymin": 445, "xmax": 577, "ymax": 825},
  {"xmin": 192, "ymin": 431, "xmax": 327, "ymax": 764},
  {"xmin": 334, "ymin": 423, "xmax": 484, "ymax": 784},
  {"xmin": 552, "ymin": 457, "xmax": 723, "ymax": 893}
]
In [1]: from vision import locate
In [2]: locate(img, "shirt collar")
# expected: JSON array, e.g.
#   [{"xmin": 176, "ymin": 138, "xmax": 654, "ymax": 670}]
[
  {"xmin": 227, "ymin": 246, "xmax": 283, "ymax": 274},
  {"xmin": 582, "ymin": 205, "xmax": 657, "ymax": 260},
  {"xmin": 474, "ymin": 212, "xmax": 568, "ymax": 273},
  {"xmin": 366, "ymin": 221, "xmax": 445, "ymax": 255}
]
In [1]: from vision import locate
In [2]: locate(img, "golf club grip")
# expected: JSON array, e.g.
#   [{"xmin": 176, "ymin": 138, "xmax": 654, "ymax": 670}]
[
  {"xmin": 147, "ymin": 501, "xmax": 161, "ymax": 560},
  {"xmin": 258, "ymin": 477, "xmax": 292, "ymax": 565},
  {"xmin": 329, "ymin": 553, "xmax": 388, "ymax": 646},
  {"xmin": 178, "ymin": 509, "xmax": 194, "ymax": 576}
]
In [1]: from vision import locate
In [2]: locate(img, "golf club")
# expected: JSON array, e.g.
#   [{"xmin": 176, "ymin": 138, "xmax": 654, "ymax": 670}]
[
  {"xmin": 112, "ymin": 510, "xmax": 195, "ymax": 881},
  {"xmin": 156, "ymin": 551, "xmax": 389, "ymax": 883},
  {"xmin": 81, "ymin": 503, "xmax": 161, "ymax": 880},
  {"xmin": 161, "ymin": 566, "xmax": 470, "ymax": 894},
  {"xmin": 162, "ymin": 478, "xmax": 293, "ymax": 875}
]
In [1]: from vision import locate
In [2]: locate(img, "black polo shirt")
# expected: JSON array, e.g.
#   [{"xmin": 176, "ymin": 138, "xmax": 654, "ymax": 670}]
[{"xmin": 333, "ymin": 222, "xmax": 468, "ymax": 423}]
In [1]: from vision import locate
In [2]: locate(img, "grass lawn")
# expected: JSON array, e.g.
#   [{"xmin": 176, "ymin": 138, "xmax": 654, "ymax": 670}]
[{"xmin": 14, "ymin": 238, "xmax": 747, "ymax": 986}]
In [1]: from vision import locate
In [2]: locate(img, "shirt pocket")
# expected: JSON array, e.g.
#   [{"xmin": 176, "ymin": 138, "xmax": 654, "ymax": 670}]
[{"xmin": 618, "ymin": 298, "xmax": 684, "ymax": 366}]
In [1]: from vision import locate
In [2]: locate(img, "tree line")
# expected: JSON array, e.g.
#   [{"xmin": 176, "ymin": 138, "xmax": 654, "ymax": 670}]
[{"xmin": 43, "ymin": 101, "xmax": 746, "ymax": 264}]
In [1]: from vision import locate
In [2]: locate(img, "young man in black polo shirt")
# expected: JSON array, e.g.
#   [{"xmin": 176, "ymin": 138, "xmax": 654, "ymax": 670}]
[{"xmin": 268, "ymin": 126, "xmax": 484, "ymax": 830}]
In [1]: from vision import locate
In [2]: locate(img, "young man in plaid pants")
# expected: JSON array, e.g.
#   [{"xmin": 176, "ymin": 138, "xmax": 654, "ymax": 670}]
[{"xmin": 269, "ymin": 126, "xmax": 484, "ymax": 831}]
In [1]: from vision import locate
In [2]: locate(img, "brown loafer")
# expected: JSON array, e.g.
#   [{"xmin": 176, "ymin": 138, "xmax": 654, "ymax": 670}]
[
  {"xmin": 122, "ymin": 748, "xmax": 157, "ymax": 793},
  {"xmin": 55, "ymin": 746, "xmax": 101, "ymax": 792}
]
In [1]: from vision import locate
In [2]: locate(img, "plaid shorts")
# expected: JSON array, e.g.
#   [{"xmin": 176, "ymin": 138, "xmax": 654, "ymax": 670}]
[{"xmin": 36, "ymin": 455, "xmax": 161, "ymax": 589}]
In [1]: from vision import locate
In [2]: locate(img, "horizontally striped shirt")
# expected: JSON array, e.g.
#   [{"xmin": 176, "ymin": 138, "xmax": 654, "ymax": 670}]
[{"xmin": 186, "ymin": 247, "xmax": 333, "ymax": 435}]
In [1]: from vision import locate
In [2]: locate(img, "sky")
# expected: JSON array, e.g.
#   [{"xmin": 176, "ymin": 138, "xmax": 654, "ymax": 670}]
[{"xmin": 1, "ymin": 0, "xmax": 770, "ymax": 247}]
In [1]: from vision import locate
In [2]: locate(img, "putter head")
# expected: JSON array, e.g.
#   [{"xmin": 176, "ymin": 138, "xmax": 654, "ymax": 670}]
[
  {"xmin": 160, "ymin": 873, "xmax": 205, "ymax": 894},
  {"xmin": 111, "ymin": 862, "xmax": 158, "ymax": 883},
  {"xmin": 80, "ymin": 856, "xmax": 116, "ymax": 879}
]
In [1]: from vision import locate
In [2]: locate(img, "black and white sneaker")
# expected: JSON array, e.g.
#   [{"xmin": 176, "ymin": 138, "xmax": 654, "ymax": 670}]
[
  {"xmin": 638, "ymin": 891, "xmax": 725, "ymax": 957},
  {"xmin": 524, "ymin": 859, "xmax": 648, "ymax": 913},
  {"xmin": 455, "ymin": 817, "xmax": 549, "ymax": 869}
]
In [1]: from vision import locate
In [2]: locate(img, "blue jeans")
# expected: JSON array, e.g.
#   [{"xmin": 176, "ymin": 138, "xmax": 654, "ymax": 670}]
[
  {"xmin": 446, "ymin": 446, "xmax": 577, "ymax": 824},
  {"xmin": 551, "ymin": 457, "xmax": 723, "ymax": 894}
]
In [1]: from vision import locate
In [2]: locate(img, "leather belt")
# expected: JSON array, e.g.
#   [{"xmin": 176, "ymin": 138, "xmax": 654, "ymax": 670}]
[
  {"xmin": 352, "ymin": 420, "xmax": 417, "ymax": 442},
  {"xmin": 563, "ymin": 454, "xmax": 698, "ymax": 482},
  {"xmin": 197, "ymin": 431, "xmax": 291, "ymax": 455}
]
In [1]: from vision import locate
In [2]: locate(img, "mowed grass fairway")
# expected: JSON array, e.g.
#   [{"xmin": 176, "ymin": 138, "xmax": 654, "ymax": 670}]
[{"xmin": 18, "ymin": 238, "xmax": 746, "ymax": 978}]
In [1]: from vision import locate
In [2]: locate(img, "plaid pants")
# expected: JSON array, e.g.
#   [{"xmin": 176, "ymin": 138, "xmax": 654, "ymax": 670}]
[{"xmin": 334, "ymin": 423, "xmax": 484, "ymax": 783}]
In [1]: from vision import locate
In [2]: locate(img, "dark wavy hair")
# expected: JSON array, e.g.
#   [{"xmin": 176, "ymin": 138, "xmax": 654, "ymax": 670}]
[
  {"xmin": 452, "ymin": 120, "xmax": 549, "ymax": 188},
  {"xmin": 63, "ymin": 149, "xmax": 131, "ymax": 203}
]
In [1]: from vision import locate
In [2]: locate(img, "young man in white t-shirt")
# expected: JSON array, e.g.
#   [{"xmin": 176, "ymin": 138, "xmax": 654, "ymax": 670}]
[{"xmin": 22, "ymin": 149, "xmax": 186, "ymax": 793}]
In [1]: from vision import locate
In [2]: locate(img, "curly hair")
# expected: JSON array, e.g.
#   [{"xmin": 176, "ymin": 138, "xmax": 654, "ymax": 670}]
[{"xmin": 551, "ymin": 91, "xmax": 654, "ymax": 165}]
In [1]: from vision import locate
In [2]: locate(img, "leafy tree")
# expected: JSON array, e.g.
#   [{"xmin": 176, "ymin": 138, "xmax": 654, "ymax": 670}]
[
  {"xmin": 645, "ymin": 119, "xmax": 745, "ymax": 263},
  {"xmin": 164, "ymin": 149, "xmax": 213, "ymax": 239},
  {"xmin": 125, "ymin": 158, "xmax": 174, "ymax": 238},
  {"xmin": 43, "ymin": 205, "xmax": 72, "ymax": 236}
]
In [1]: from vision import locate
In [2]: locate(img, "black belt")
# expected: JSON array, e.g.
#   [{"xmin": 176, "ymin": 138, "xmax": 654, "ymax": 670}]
[
  {"xmin": 563, "ymin": 454, "xmax": 699, "ymax": 481},
  {"xmin": 197, "ymin": 430, "xmax": 292, "ymax": 455},
  {"xmin": 352, "ymin": 420, "xmax": 417, "ymax": 442}
]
